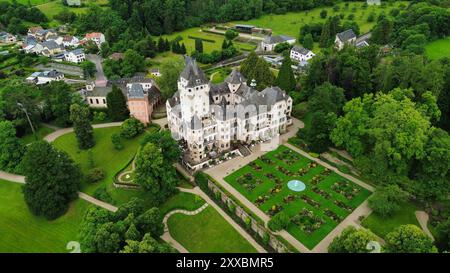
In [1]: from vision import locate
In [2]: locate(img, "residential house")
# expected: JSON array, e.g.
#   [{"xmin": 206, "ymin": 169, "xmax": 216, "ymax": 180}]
[
  {"xmin": 150, "ymin": 68, "xmax": 161, "ymax": 77},
  {"xmin": 127, "ymin": 83, "xmax": 162, "ymax": 125},
  {"xmin": 83, "ymin": 32, "xmax": 106, "ymax": 47},
  {"xmin": 41, "ymin": 40, "xmax": 63, "ymax": 57},
  {"xmin": 64, "ymin": 48, "xmax": 86, "ymax": 63},
  {"xmin": 290, "ymin": 46, "xmax": 315, "ymax": 62},
  {"xmin": 0, "ymin": 32, "xmax": 16, "ymax": 44},
  {"xmin": 61, "ymin": 35, "xmax": 79, "ymax": 47},
  {"xmin": 261, "ymin": 35, "xmax": 296, "ymax": 52},
  {"xmin": 34, "ymin": 29, "xmax": 57, "ymax": 42},
  {"xmin": 355, "ymin": 33, "xmax": 371, "ymax": 48},
  {"xmin": 84, "ymin": 74, "xmax": 160, "ymax": 110},
  {"xmin": 367, "ymin": 0, "xmax": 381, "ymax": 5},
  {"xmin": 109, "ymin": 52, "xmax": 124, "ymax": 61},
  {"xmin": 166, "ymin": 57, "xmax": 293, "ymax": 171},
  {"xmin": 335, "ymin": 29, "xmax": 357, "ymax": 50},
  {"xmin": 28, "ymin": 26, "xmax": 43, "ymax": 37},
  {"xmin": 66, "ymin": 0, "xmax": 81, "ymax": 6},
  {"xmin": 26, "ymin": 70, "xmax": 65, "ymax": 85}
]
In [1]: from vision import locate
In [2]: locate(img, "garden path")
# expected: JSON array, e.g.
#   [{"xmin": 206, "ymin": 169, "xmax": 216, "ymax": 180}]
[{"xmin": 415, "ymin": 211, "xmax": 435, "ymax": 241}]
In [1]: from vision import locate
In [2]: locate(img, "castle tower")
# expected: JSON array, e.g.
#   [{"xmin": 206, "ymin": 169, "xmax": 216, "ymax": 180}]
[
  {"xmin": 225, "ymin": 69, "xmax": 246, "ymax": 93},
  {"xmin": 178, "ymin": 57, "xmax": 210, "ymax": 123}
]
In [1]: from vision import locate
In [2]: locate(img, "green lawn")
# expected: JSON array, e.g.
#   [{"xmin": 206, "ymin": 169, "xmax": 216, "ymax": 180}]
[
  {"xmin": 20, "ymin": 125, "xmax": 55, "ymax": 144},
  {"xmin": 425, "ymin": 37, "xmax": 450, "ymax": 60},
  {"xmin": 168, "ymin": 206, "xmax": 258, "ymax": 253},
  {"xmin": 0, "ymin": 179, "xmax": 91, "ymax": 253},
  {"xmin": 230, "ymin": 1, "xmax": 408, "ymax": 38},
  {"xmin": 362, "ymin": 202, "xmax": 421, "ymax": 238},
  {"xmin": 159, "ymin": 191, "xmax": 205, "ymax": 216},
  {"xmin": 224, "ymin": 145, "xmax": 371, "ymax": 249},
  {"xmin": 52, "ymin": 126, "xmax": 145, "ymax": 194}
]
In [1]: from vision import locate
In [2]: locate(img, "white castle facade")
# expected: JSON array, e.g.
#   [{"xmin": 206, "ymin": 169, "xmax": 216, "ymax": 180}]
[{"xmin": 166, "ymin": 57, "xmax": 293, "ymax": 170}]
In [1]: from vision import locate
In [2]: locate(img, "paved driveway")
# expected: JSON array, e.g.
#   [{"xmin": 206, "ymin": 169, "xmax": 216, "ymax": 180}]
[{"xmin": 87, "ymin": 54, "xmax": 107, "ymax": 86}]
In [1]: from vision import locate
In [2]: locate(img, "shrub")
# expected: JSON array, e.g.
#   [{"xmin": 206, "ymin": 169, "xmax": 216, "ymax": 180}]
[
  {"xmin": 120, "ymin": 117, "xmax": 145, "ymax": 139},
  {"xmin": 93, "ymin": 111, "xmax": 107, "ymax": 122},
  {"xmin": 86, "ymin": 167, "xmax": 106, "ymax": 183},
  {"xmin": 268, "ymin": 212, "xmax": 290, "ymax": 231},
  {"xmin": 368, "ymin": 185, "xmax": 409, "ymax": 218},
  {"xmin": 225, "ymin": 29, "xmax": 239, "ymax": 40},
  {"xmin": 194, "ymin": 172, "xmax": 209, "ymax": 191},
  {"xmin": 111, "ymin": 133, "xmax": 123, "ymax": 150}
]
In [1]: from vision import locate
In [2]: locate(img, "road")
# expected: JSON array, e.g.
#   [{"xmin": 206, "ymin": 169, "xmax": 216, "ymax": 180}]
[{"xmin": 87, "ymin": 54, "xmax": 107, "ymax": 86}]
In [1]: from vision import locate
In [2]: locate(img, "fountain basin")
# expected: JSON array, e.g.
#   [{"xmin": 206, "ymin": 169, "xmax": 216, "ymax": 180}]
[{"xmin": 287, "ymin": 180, "xmax": 306, "ymax": 192}]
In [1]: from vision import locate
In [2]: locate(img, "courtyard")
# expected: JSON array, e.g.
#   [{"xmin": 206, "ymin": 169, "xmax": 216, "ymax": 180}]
[{"xmin": 224, "ymin": 145, "xmax": 371, "ymax": 249}]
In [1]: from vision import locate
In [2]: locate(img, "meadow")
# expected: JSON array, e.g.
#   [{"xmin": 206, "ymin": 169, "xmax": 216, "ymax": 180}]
[
  {"xmin": 0, "ymin": 179, "xmax": 90, "ymax": 253},
  {"xmin": 230, "ymin": 1, "xmax": 409, "ymax": 38},
  {"xmin": 425, "ymin": 37, "xmax": 450, "ymax": 60}
]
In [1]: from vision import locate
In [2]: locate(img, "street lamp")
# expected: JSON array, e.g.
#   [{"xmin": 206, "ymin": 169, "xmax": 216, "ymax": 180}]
[{"xmin": 17, "ymin": 102, "xmax": 37, "ymax": 141}]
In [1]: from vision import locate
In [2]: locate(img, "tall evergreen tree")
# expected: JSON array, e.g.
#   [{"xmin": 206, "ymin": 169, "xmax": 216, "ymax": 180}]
[
  {"xmin": 107, "ymin": 85, "xmax": 130, "ymax": 121},
  {"xmin": 276, "ymin": 54, "xmax": 296, "ymax": 92},
  {"xmin": 70, "ymin": 103, "xmax": 95, "ymax": 149},
  {"xmin": 157, "ymin": 37, "xmax": 165, "ymax": 52},
  {"xmin": 22, "ymin": 141, "xmax": 81, "ymax": 220},
  {"xmin": 195, "ymin": 38, "xmax": 203, "ymax": 53}
]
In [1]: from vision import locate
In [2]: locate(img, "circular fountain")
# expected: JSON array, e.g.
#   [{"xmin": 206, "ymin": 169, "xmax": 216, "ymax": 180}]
[{"xmin": 287, "ymin": 180, "xmax": 306, "ymax": 192}]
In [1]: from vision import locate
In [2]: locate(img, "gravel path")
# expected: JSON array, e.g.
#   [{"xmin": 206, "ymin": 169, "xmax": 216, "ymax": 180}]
[{"xmin": 415, "ymin": 211, "xmax": 435, "ymax": 241}]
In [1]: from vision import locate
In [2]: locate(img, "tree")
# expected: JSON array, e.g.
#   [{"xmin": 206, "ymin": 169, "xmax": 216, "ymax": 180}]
[
  {"xmin": 80, "ymin": 61, "xmax": 97, "ymax": 78},
  {"xmin": 328, "ymin": 226, "xmax": 379, "ymax": 253},
  {"xmin": 371, "ymin": 18, "xmax": 393, "ymax": 45},
  {"xmin": 268, "ymin": 212, "xmax": 290, "ymax": 231},
  {"xmin": 240, "ymin": 52, "xmax": 274, "ymax": 90},
  {"xmin": 137, "ymin": 207, "xmax": 164, "ymax": 237},
  {"xmin": 0, "ymin": 121, "xmax": 24, "ymax": 173},
  {"xmin": 276, "ymin": 55, "xmax": 296, "ymax": 92},
  {"xmin": 195, "ymin": 38, "xmax": 203, "ymax": 53},
  {"xmin": 42, "ymin": 81, "xmax": 73, "ymax": 127},
  {"xmin": 302, "ymin": 33, "xmax": 314, "ymax": 49},
  {"xmin": 135, "ymin": 142, "xmax": 178, "ymax": 205},
  {"xmin": 121, "ymin": 233, "xmax": 174, "ymax": 253},
  {"xmin": 140, "ymin": 130, "xmax": 181, "ymax": 162},
  {"xmin": 385, "ymin": 225, "xmax": 437, "ymax": 253},
  {"xmin": 70, "ymin": 103, "xmax": 95, "ymax": 149},
  {"xmin": 156, "ymin": 58, "xmax": 184, "ymax": 98},
  {"xmin": 305, "ymin": 111, "xmax": 337, "ymax": 153},
  {"xmin": 435, "ymin": 217, "xmax": 450, "ymax": 252},
  {"xmin": 21, "ymin": 141, "xmax": 81, "ymax": 220},
  {"xmin": 107, "ymin": 85, "xmax": 129, "ymax": 121},
  {"xmin": 320, "ymin": 9, "xmax": 328, "ymax": 19},
  {"xmin": 274, "ymin": 42, "xmax": 292, "ymax": 53},
  {"xmin": 368, "ymin": 185, "xmax": 409, "ymax": 218},
  {"xmin": 308, "ymin": 83, "xmax": 346, "ymax": 115},
  {"xmin": 121, "ymin": 49, "xmax": 145, "ymax": 77},
  {"xmin": 120, "ymin": 117, "xmax": 144, "ymax": 139}
]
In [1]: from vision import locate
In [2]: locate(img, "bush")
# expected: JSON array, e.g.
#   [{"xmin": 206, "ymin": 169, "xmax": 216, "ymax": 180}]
[
  {"xmin": 194, "ymin": 171, "xmax": 208, "ymax": 191},
  {"xmin": 268, "ymin": 212, "xmax": 290, "ymax": 231},
  {"xmin": 86, "ymin": 167, "xmax": 106, "ymax": 183},
  {"xmin": 225, "ymin": 29, "xmax": 239, "ymax": 40},
  {"xmin": 111, "ymin": 133, "xmax": 123, "ymax": 150},
  {"xmin": 93, "ymin": 111, "xmax": 107, "ymax": 122},
  {"xmin": 120, "ymin": 117, "xmax": 145, "ymax": 139},
  {"xmin": 368, "ymin": 185, "xmax": 409, "ymax": 218}
]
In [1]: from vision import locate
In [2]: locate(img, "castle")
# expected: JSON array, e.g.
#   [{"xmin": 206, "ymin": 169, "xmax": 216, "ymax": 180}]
[{"xmin": 166, "ymin": 57, "xmax": 293, "ymax": 171}]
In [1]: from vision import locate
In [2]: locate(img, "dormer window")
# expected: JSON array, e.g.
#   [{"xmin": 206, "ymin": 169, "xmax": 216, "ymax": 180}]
[{"xmin": 196, "ymin": 79, "xmax": 201, "ymax": 84}]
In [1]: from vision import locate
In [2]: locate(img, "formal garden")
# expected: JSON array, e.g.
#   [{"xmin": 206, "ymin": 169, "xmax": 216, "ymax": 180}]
[{"xmin": 224, "ymin": 145, "xmax": 371, "ymax": 249}]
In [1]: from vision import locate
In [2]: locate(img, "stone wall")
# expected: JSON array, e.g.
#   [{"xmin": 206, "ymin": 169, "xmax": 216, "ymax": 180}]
[{"xmin": 207, "ymin": 180, "xmax": 290, "ymax": 253}]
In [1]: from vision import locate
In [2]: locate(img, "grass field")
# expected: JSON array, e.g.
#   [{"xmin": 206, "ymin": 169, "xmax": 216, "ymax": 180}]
[
  {"xmin": 224, "ymin": 145, "xmax": 371, "ymax": 249},
  {"xmin": 168, "ymin": 206, "xmax": 258, "ymax": 253},
  {"xmin": 52, "ymin": 126, "xmax": 145, "ymax": 194},
  {"xmin": 230, "ymin": 1, "xmax": 408, "ymax": 38},
  {"xmin": 361, "ymin": 202, "xmax": 421, "ymax": 238},
  {"xmin": 159, "ymin": 192, "xmax": 206, "ymax": 216},
  {"xmin": 0, "ymin": 179, "xmax": 91, "ymax": 253},
  {"xmin": 425, "ymin": 37, "xmax": 450, "ymax": 60}
]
